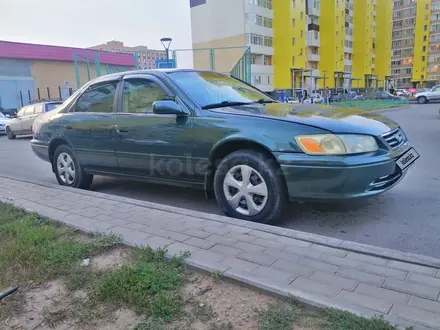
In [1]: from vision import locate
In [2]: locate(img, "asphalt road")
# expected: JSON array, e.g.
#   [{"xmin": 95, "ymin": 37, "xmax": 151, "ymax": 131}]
[{"xmin": 1, "ymin": 104, "xmax": 439, "ymax": 257}]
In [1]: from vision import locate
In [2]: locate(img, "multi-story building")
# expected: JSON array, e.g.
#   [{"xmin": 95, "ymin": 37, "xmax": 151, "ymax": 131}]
[
  {"xmin": 190, "ymin": 0, "xmax": 274, "ymax": 92},
  {"xmin": 190, "ymin": 0, "xmax": 392, "ymax": 93},
  {"xmin": 89, "ymin": 41, "xmax": 167, "ymax": 70},
  {"xmin": 391, "ymin": 0, "xmax": 440, "ymax": 88}
]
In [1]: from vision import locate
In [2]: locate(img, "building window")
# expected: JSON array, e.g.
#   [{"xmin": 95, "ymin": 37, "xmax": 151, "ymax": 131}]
[
  {"xmin": 249, "ymin": 33, "xmax": 263, "ymax": 45},
  {"xmin": 263, "ymin": 36, "xmax": 273, "ymax": 47},
  {"xmin": 292, "ymin": 19, "xmax": 295, "ymax": 27},
  {"xmin": 424, "ymin": 25, "xmax": 428, "ymax": 32},
  {"xmin": 292, "ymin": 57, "xmax": 295, "ymax": 66},
  {"xmin": 264, "ymin": 55, "xmax": 272, "ymax": 66},
  {"xmin": 423, "ymin": 46, "xmax": 426, "ymax": 52},
  {"xmin": 424, "ymin": 35, "xmax": 427, "ymax": 42},
  {"xmin": 422, "ymin": 56, "xmax": 426, "ymax": 61},
  {"xmin": 292, "ymin": 38, "xmax": 295, "ymax": 46}
]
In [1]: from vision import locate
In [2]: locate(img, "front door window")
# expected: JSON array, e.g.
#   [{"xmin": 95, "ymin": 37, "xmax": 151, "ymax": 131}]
[{"xmin": 122, "ymin": 78, "xmax": 169, "ymax": 113}]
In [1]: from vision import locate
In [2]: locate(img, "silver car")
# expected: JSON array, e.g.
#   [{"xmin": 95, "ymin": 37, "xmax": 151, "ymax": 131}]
[
  {"xmin": 414, "ymin": 85, "xmax": 440, "ymax": 104},
  {"xmin": 0, "ymin": 112, "xmax": 9, "ymax": 135},
  {"xmin": 5, "ymin": 102, "xmax": 62, "ymax": 139}
]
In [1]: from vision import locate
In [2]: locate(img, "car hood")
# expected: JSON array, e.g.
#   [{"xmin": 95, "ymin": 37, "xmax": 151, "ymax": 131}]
[
  {"xmin": 211, "ymin": 103, "xmax": 399, "ymax": 135},
  {"xmin": 0, "ymin": 118, "xmax": 11, "ymax": 125}
]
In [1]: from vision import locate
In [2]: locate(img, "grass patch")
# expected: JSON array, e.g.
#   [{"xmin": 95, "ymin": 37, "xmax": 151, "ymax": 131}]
[
  {"xmin": 256, "ymin": 301, "xmax": 407, "ymax": 330},
  {"xmin": 256, "ymin": 302, "xmax": 299, "ymax": 330},
  {"xmin": 92, "ymin": 247, "xmax": 186, "ymax": 321},
  {"xmin": 320, "ymin": 309, "xmax": 404, "ymax": 330},
  {"xmin": 0, "ymin": 202, "xmax": 121, "ymax": 323}
]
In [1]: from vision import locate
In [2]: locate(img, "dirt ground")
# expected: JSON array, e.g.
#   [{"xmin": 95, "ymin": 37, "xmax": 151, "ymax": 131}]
[{"xmin": 1, "ymin": 246, "xmax": 288, "ymax": 330}]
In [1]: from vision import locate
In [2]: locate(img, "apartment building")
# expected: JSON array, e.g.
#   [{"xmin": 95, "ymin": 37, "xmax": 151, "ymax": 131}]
[
  {"xmin": 392, "ymin": 0, "xmax": 440, "ymax": 87},
  {"xmin": 190, "ymin": 0, "xmax": 392, "ymax": 92},
  {"xmin": 190, "ymin": 0, "xmax": 274, "ymax": 91},
  {"xmin": 89, "ymin": 41, "xmax": 167, "ymax": 70}
]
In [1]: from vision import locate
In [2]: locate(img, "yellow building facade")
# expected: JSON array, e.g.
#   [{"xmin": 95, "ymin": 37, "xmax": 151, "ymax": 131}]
[
  {"xmin": 273, "ymin": 0, "xmax": 393, "ymax": 91},
  {"xmin": 190, "ymin": 0, "xmax": 393, "ymax": 92}
]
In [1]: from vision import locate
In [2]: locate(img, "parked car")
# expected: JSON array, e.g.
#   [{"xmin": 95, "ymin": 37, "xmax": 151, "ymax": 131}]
[
  {"xmin": 414, "ymin": 85, "xmax": 440, "ymax": 104},
  {"xmin": 368, "ymin": 92, "xmax": 405, "ymax": 100},
  {"xmin": 0, "ymin": 111, "xmax": 10, "ymax": 135},
  {"xmin": 0, "ymin": 108, "xmax": 17, "ymax": 118},
  {"xmin": 395, "ymin": 89, "xmax": 409, "ymax": 97},
  {"xmin": 31, "ymin": 70, "xmax": 418, "ymax": 224},
  {"xmin": 285, "ymin": 97, "xmax": 299, "ymax": 104},
  {"xmin": 5, "ymin": 101, "xmax": 62, "ymax": 139}
]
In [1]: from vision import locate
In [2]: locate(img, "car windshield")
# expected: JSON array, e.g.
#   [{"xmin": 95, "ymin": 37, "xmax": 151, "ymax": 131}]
[
  {"xmin": 0, "ymin": 112, "xmax": 5, "ymax": 119},
  {"xmin": 46, "ymin": 103, "xmax": 62, "ymax": 112},
  {"xmin": 167, "ymin": 71, "xmax": 273, "ymax": 108}
]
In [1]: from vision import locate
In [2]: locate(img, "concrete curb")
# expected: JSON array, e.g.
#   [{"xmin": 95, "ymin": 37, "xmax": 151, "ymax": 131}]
[
  {"xmin": 2, "ymin": 173, "xmax": 440, "ymax": 270},
  {"xmin": 370, "ymin": 105, "xmax": 411, "ymax": 113}
]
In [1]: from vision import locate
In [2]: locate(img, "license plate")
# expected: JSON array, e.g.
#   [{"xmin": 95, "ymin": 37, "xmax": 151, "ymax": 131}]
[{"xmin": 396, "ymin": 147, "xmax": 419, "ymax": 170}]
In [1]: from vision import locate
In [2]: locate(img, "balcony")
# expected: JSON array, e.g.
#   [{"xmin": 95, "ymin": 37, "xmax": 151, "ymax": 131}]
[
  {"xmin": 308, "ymin": 23, "xmax": 320, "ymax": 32},
  {"xmin": 307, "ymin": 31, "xmax": 320, "ymax": 47},
  {"xmin": 308, "ymin": 7, "xmax": 320, "ymax": 17},
  {"xmin": 307, "ymin": 53, "xmax": 320, "ymax": 62}
]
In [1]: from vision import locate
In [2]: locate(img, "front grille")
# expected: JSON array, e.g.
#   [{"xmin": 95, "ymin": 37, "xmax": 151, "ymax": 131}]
[{"xmin": 381, "ymin": 128, "xmax": 407, "ymax": 150}]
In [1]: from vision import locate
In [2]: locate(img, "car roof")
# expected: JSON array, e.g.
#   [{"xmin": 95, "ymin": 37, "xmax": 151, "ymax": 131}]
[{"xmin": 91, "ymin": 69, "xmax": 228, "ymax": 84}]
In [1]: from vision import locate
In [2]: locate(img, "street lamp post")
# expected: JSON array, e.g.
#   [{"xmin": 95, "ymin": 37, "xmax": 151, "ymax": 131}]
[{"xmin": 160, "ymin": 37, "xmax": 173, "ymax": 68}]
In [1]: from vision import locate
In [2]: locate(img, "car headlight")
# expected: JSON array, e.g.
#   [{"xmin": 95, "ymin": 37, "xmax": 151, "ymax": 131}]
[{"xmin": 295, "ymin": 134, "xmax": 378, "ymax": 155}]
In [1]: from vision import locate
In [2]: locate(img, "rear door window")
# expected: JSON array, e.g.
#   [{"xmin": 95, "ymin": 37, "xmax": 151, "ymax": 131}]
[
  {"xmin": 24, "ymin": 106, "xmax": 35, "ymax": 116},
  {"xmin": 45, "ymin": 103, "xmax": 62, "ymax": 112},
  {"xmin": 34, "ymin": 104, "xmax": 44, "ymax": 114},
  {"xmin": 75, "ymin": 82, "xmax": 117, "ymax": 113}
]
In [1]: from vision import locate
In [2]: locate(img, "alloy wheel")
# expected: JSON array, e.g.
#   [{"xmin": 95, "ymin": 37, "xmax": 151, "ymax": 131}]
[
  {"xmin": 57, "ymin": 152, "xmax": 76, "ymax": 185},
  {"xmin": 223, "ymin": 164, "xmax": 268, "ymax": 216}
]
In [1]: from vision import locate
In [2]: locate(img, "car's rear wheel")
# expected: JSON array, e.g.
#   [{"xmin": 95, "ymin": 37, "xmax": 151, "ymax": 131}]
[
  {"xmin": 53, "ymin": 144, "xmax": 93, "ymax": 189},
  {"xmin": 6, "ymin": 127, "xmax": 15, "ymax": 140},
  {"xmin": 417, "ymin": 96, "xmax": 428, "ymax": 104},
  {"xmin": 214, "ymin": 150, "xmax": 286, "ymax": 224}
]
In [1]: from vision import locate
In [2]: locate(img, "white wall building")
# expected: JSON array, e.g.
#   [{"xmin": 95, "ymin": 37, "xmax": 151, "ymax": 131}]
[{"xmin": 190, "ymin": 0, "xmax": 274, "ymax": 92}]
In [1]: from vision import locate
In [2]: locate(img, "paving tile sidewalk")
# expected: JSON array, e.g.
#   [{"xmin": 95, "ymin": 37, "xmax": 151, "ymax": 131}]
[{"xmin": 1, "ymin": 176, "xmax": 439, "ymax": 330}]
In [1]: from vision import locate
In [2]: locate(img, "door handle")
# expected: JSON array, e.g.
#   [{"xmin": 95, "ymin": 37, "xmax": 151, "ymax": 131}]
[
  {"xmin": 116, "ymin": 128, "xmax": 129, "ymax": 133},
  {"xmin": 64, "ymin": 125, "xmax": 73, "ymax": 129}
]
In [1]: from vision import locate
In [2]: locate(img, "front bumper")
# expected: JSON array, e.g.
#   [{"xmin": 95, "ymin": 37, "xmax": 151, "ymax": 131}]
[
  {"xmin": 275, "ymin": 149, "xmax": 410, "ymax": 201},
  {"xmin": 31, "ymin": 139, "xmax": 50, "ymax": 162}
]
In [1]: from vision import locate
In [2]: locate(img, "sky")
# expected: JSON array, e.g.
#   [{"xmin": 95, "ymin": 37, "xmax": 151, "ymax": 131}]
[{"xmin": 0, "ymin": 0, "xmax": 193, "ymax": 51}]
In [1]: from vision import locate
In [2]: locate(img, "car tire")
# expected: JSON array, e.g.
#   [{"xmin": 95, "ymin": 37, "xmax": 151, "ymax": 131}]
[
  {"xmin": 417, "ymin": 96, "xmax": 428, "ymax": 104},
  {"xmin": 53, "ymin": 144, "xmax": 93, "ymax": 189},
  {"xmin": 213, "ymin": 149, "xmax": 286, "ymax": 224},
  {"xmin": 6, "ymin": 127, "xmax": 15, "ymax": 140}
]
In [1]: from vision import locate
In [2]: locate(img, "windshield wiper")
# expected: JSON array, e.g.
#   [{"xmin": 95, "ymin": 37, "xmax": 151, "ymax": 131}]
[{"xmin": 202, "ymin": 101, "xmax": 253, "ymax": 110}]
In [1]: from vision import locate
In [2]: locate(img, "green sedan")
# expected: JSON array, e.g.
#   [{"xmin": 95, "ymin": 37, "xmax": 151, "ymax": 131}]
[{"xmin": 31, "ymin": 70, "xmax": 419, "ymax": 224}]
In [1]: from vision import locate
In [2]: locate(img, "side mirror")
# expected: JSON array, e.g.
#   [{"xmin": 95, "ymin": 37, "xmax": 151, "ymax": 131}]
[{"xmin": 153, "ymin": 100, "xmax": 188, "ymax": 116}]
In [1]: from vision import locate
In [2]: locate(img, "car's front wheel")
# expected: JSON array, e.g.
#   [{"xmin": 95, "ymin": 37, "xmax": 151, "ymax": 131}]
[
  {"xmin": 6, "ymin": 127, "xmax": 15, "ymax": 140},
  {"xmin": 214, "ymin": 150, "xmax": 286, "ymax": 224},
  {"xmin": 417, "ymin": 96, "xmax": 428, "ymax": 104},
  {"xmin": 53, "ymin": 144, "xmax": 93, "ymax": 189}
]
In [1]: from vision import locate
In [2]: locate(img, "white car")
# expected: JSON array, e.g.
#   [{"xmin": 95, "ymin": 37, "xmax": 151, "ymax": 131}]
[
  {"xmin": 0, "ymin": 112, "xmax": 10, "ymax": 135},
  {"xmin": 414, "ymin": 85, "xmax": 440, "ymax": 104},
  {"xmin": 5, "ymin": 101, "xmax": 62, "ymax": 139}
]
